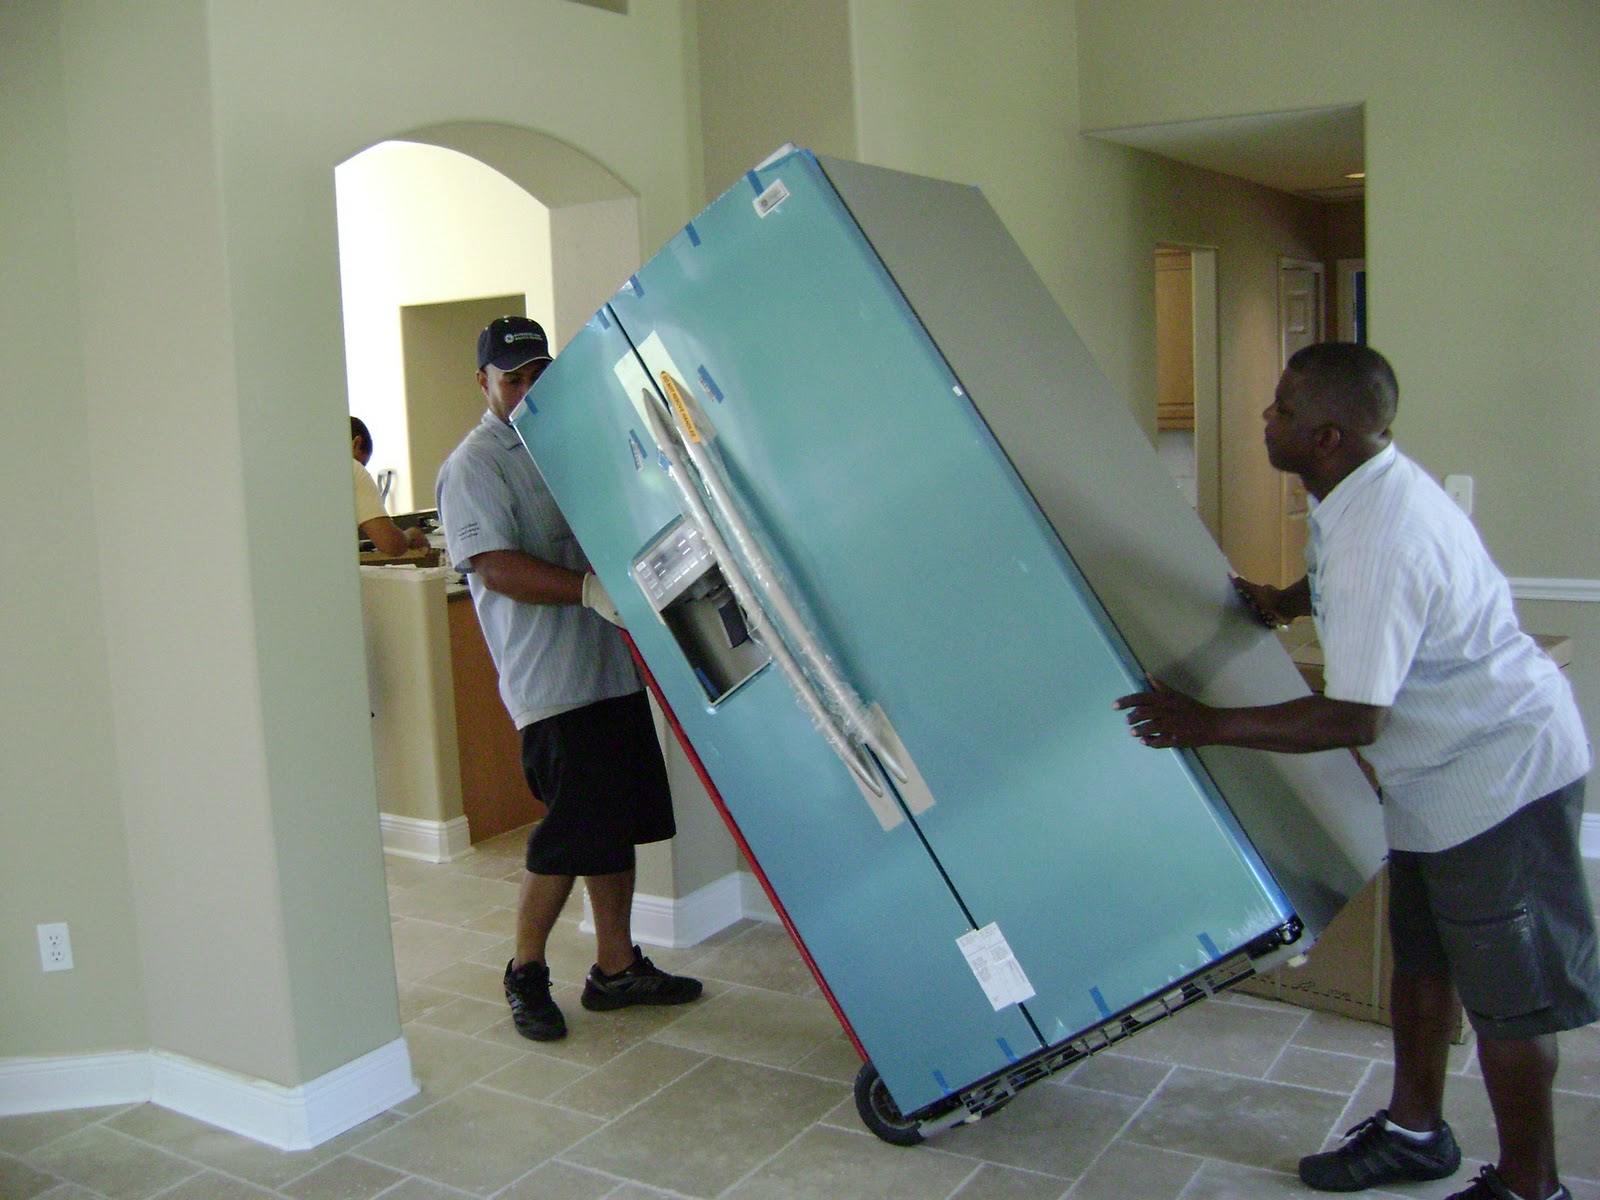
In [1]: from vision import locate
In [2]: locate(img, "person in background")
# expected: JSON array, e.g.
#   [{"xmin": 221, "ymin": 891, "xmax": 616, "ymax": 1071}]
[
  {"xmin": 435, "ymin": 315, "xmax": 701, "ymax": 1042},
  {"xmin": 352, "ymin": 416, "xmax": 429, "ymax": 556},
  {"xmin": 1114, "ymin": 343, "xmax": 1596, "ymax": 1200}
]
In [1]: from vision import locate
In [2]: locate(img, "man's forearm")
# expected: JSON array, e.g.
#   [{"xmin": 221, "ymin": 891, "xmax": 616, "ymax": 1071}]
[
  {"xmin": 472, "ymin": 548, "xmax": 584, "ymax": 606},
  {"xmin": 1211, "ymin": 693, "xmax": 1384, "ymax": 753}
]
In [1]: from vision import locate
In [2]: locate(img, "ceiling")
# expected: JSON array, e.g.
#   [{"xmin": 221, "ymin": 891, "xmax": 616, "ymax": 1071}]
[{"xmin": 1094, "ymin": 104, "xmax": 1365, "ymax": 202}]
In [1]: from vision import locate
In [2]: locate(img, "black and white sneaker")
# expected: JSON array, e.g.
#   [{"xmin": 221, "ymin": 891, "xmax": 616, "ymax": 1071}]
[
  {"xmin": 581, "ymin": 947, "xmax": 702, "ymax": 1011},
  {"xmin": 504, "ymin": 959, "xmax": 567, "ymax": 1041},
  {"xmin": 1300, "ymin": 1109, "xmax": 1461, "ymax": 1192}
]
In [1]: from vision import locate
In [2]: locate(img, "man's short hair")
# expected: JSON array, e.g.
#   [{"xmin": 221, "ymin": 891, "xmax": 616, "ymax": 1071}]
[
  {"xmin": 1286, "ymin": 342, "xmax": 1398, "ymax": 433},
  {"xmin": 350, "ymin": 415, "xmax": 373, "ymax": 455}
]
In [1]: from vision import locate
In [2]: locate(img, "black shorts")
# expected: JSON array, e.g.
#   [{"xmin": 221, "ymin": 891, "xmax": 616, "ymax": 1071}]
[
  {"xmin": 1388, "ymin": 778, "xmax": 1600, "ymax": 1040},
  {"xmin": 519, "ymin": 691, "xmax": 674, "ymax": 877}
]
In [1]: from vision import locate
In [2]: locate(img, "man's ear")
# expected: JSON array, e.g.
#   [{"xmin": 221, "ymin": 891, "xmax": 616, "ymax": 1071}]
[{"xmin": 1314, "ymin": 424, "xmax": 1344, "ymax": 456}]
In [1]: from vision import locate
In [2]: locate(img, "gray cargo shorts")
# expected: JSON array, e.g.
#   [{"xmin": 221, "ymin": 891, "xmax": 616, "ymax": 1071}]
[{"xmin": 1388, "ymin": 778, "xmax": 1600, "ymax": 1040}]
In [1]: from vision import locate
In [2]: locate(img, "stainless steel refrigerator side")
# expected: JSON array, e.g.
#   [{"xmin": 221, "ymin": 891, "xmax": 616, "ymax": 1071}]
[
  {"xmin": 816, "ymin": 155, "xmax": 1388, "ymax": 937},
  {"xmin": 511, "ymin": 305, "xmax": 1045, "ymax": 1117}
]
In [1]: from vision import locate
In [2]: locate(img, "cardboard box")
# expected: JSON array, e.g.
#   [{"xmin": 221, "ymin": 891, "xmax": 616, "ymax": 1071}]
[
  {"xmin": 1240, "ymin": 625, "xmax": 1571, "ymax": 1041},
  {"xmin": 1238, "ymin": 866, "xmax": 1467, "ymax": 1043}
]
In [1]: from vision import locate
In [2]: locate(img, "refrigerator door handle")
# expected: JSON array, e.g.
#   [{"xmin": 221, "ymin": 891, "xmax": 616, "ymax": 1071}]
[
  {"xmin": 638, "ymin": 385, "xmax": 905, "ymax": 828},
  {"xmin": 653, "ymin": 371, "xmax": 911, "ymax": 785}
]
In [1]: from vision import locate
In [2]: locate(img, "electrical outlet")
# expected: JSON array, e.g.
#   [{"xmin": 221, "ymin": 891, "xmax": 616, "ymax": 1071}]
[
  {"xmin": 1444, "ymin": 474, "xmax": 1474, "ymax": 516},
  {"xmin": 37, "ymin": 922, "xmax": 73, "ymax": 972}
]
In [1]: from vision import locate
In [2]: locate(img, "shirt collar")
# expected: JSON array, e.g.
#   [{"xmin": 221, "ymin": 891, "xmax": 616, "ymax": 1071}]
[
  {"xmin": 1308, "ymin": 441, "xmax": 1397, "ymax": 531},
  {"xmin": 480, "ymin": 408, "xmax": 522, "ymax": 447}
]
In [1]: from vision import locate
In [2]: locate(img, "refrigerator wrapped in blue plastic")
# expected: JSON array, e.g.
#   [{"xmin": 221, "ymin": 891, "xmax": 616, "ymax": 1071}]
[{"xmin": 508, "ymin": 147, "xmax": 1384, "ymax": 1142}]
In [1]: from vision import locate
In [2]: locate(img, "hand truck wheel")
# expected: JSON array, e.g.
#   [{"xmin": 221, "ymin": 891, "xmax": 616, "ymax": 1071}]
[{"xmin": 853, "ymin": 1061, "xmax": 925, "ymax": 1146}]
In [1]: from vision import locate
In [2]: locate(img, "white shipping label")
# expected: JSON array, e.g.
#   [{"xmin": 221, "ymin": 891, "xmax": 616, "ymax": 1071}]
[{"xmin": 957, "ymin": 923, "xmax": 1036, "ymax": 1011}]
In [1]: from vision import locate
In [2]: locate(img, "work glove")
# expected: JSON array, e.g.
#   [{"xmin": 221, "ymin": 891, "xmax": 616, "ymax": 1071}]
[{"xmin": 581, "ymin": 572, "xmax": 624, "ymax": 627}]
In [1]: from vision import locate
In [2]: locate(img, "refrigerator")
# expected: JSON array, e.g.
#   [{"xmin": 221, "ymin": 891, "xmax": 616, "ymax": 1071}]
[{"xmin": 509, "ymin": 147, "xmax": 1385, "ymax": 1141}]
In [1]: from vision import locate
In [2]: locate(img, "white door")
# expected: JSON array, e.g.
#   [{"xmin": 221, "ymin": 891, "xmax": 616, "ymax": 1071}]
[{"xmin": 1277, "ymin": 259, "xmax": 1325, "ymax": 582}]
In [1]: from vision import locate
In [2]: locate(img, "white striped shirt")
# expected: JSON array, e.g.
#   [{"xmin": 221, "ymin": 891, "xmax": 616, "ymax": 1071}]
[
  {"xmin": 436, "ymin": 411, "xmax": 640, "ymax": 728},
  {"xmin": 1307, "ymin": 444, "xmax": 1589, "ymax": 852}
]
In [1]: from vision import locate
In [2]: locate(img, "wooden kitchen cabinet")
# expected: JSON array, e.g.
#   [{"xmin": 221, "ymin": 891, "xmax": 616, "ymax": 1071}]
[{"xmin": 447, "ymin": 590, "xmax": 544, "ymax": 842}]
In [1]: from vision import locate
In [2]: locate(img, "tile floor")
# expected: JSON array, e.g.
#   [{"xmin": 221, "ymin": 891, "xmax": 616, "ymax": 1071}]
[{"xmin": 5, "ymin": 836, "xmax": 1598, "ymax": 1200}]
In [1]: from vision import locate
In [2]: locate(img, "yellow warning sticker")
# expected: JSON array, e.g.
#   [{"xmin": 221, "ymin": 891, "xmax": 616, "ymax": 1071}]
[{"xmin": 659, "ymin": 371, "xmax": 701, "ymax": 443}]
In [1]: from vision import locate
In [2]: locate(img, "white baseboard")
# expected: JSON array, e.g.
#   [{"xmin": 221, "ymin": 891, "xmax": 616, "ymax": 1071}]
[
  {"xmin": 380, "ymin": 813, "xmax": 475, "ymax": 863},
  {"xmin": 0, "ymin": 1049, "xmax": 151, "ymax": 1116},
  {"xmin": 0, "ymin": 1038, "xmax": 416, "ymax": 1151},
  {"xmin": 579, "ymin": 869, "xmax": 781, "ymax": 949}
]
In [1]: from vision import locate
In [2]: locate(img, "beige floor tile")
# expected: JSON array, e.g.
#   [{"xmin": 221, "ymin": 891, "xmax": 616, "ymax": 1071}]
[
  {"xmin": 1056, "ymin": 1050, "xmax": 1172, "ymax": 1100},
  {"xmin": 478, "ymin": 1046, "xmax": 595, "ymax": 1104},
  {"xmin": 1558, "ymin": 1022, "xmax": 1600, "ymax": 1095},
  {"xmin": 1181, "ymin": 1158, "xmax": 1318, "ymax": 1198},
  {"xmin": 389, "ymin": 918, "xmax": 502, "ymax": 984},
  {"xmin": 687, "ymin": 921, "xmax": 824, "ymax": 995},
  {"xmin": 152, "ymin": 1172, "xmax": 285, "ymax": 1199},
  {"xmin": 652, "ymin": 984, "xmax": 846, "ymax": 1069},
  {"xmin": 725, "ymin": 1124, "xmax": 977, "ymax": 1199},
  {"xmin": 560, "ymin": 1056, "xmax": 843, "ymax": 1195},
  {"xmin": 1266, "ymin": 1044, "xmax": 1374, "ymax": 1094},
  {"xmin": 0, "ymin": 1151, "xmax": 59, "ymax": 1200},
  {"xmin": 278, "ymin": 1153, "xmax": 406, "ymax": 1200},
  {"xmin": 1121, "ymin": 1066, "xmax": 1347, "ymax": 1174},
  {"xmin": 385, "ymin": 873, "xmax": 520, "ymax": 924},
  {"xmin": 371, "ymin": 1177, "xmax": 486, "ymax": 1199},
  {"xmin": 496, "ymin": 1159, "xmax": 626, "ymax": 1199},
  {"xmin": 1061, "ymin": 1140, "xmax": 1198, "ymax": 1200},
  {"xmin": 22, "ymin": 1124, "xmax": 198, "ymax": 1199},
  {"xmin": 792, "ymin": 1030, "xmax": 870, "ymax": 1085},
  {"xmin": 414, "ymin": 955, "xmax": 507, "ymax": 1003},
  {"xmin": 952, "ymin": 1162, "xmax": 1070, "ymax": 1200},
  {"xmin": 357, "ymin": 1084, "xmax": 602, "ymax": 1194},
  {"xmin": 104, "ymin": 1100, "xmax": 403, "ymax": 1192},
  {"xmin": 1109, "ymin": 995, "xmax": 1306, "ymax": 1078},
  {"xmin": 933, "ymin": 1083, "xmax": 1139, "ymax": 1179},
  {"xmin": 0, "ymin": 1106, "xmax": 129, "ymax": 1156},
  {"xmin": 397, "ymin": 1023, "xmax": 528, "ymax": 1109},
  {"xmin": 545, "ymin": 1039, "xmax": 708, "ymax": 1119}
]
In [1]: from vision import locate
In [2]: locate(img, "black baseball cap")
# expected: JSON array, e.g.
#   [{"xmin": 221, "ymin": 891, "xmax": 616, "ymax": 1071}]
[{"xmin": 477, "ymin": 316, "xmax": 552, "ymax": 371}]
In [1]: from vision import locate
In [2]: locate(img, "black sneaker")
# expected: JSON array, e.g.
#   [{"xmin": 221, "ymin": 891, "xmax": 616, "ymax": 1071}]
[
  {"xmin": 580, "ymin": 946, "xmax": 703, "ymax": 1011},
  {"xmin": 1445, "ymin": 1165, "xmax": 1569, "ymax": 1200},
  {"xmin": 503, "ymin": 959, "xmax": 567, "ymax": 1041},
  {"xmin": 1299, "ymin": 1109, "xmax": 1461, "ymax": 1192}
]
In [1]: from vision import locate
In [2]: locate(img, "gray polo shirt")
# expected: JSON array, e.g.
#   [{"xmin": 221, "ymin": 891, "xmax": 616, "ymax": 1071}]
[{"xmin": 436, "ymin": 410, "xmax": 640, "ymax": 728}]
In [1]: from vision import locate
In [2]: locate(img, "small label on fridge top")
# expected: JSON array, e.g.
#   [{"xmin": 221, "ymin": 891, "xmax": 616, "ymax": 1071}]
[
  {"xmin": 958, "ymin": 923, "xmax": 1036, "ymax": 1012},
  {"xmin": 753, "ymin": 179, "xmax": 790, "ymax": 218}
]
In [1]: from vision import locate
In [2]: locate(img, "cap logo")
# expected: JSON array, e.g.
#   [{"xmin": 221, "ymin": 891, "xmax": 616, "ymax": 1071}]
[{"xmin": 503, "ymin": 331, "xmax": 540, "ymax": 344}]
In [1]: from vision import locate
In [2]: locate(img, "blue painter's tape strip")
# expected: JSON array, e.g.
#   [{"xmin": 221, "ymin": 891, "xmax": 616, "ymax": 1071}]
[
  {"xmin": 697, "ymin": 365, "xmax": 724, "ymax": 402},
  {"xmin": 933, "ymin": 1069, "xmax": 949, "ymax": 1094},
  {"xmin": 628, "ymin": 275, "xmax": 644, "ymax": 298},
  {"xmin": 1090, "ymin": 987, "xmax": 1112, "ymax": 1020},
  {"xmin": 746, "ymin": 169, "xmax": 763, "ymax": 194},
  {"xmin": 997, "ymin": 1037, "xmax": 1018, "ymax": 1063},
  {"xmin": 597, "ymin": 308, "xmax": 611, "ymax": 330},
  {"xmin": 685, "ymin": 221, "xmax": 701, "ymax": 247},
  {"xmin": 628, "ymin": 430, "xmax": 646, "ymax": 471},
  {"xmin": 1198, "ymin": 932, "xmax": 1221, "ymax": 960}
]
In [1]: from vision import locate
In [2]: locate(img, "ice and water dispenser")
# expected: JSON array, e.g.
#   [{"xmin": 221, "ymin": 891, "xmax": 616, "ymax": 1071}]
[{"xmin": 631, "ymin": 519, "xmax": 770, "ymax": 704}]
